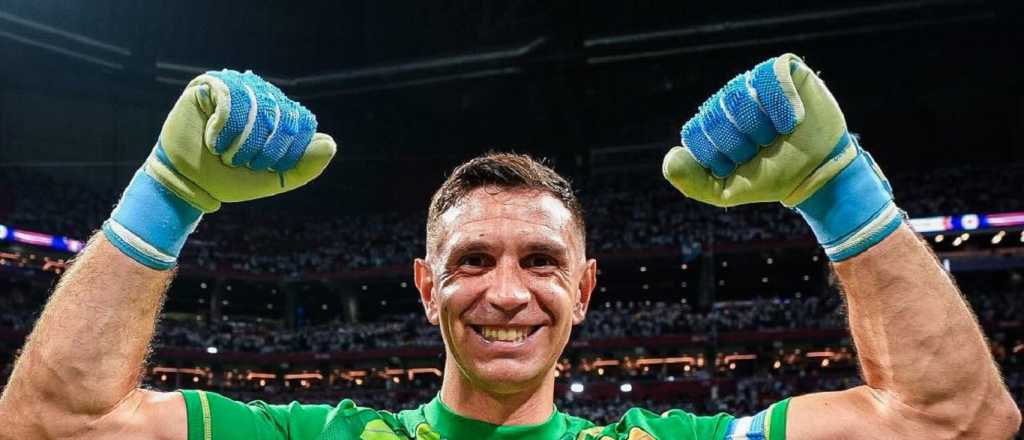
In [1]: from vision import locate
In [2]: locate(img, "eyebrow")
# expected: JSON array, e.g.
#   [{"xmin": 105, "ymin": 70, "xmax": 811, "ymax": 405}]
[
  {"xmin": 444, "ymin": 238, "xmax": 569, "ymax": 261},
  {"xmin": 445, "ymin": 240, "xmax": 497, "ymax": 260},
  {"xmin": 521, "ymin": 240, "xmax": 569, "ymax": 259}
]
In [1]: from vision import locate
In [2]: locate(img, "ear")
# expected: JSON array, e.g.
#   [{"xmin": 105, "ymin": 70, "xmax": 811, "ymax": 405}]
[
  {"xmin": 414, "ymin": 258, "xmax": 440, "ymax": 325},
  {"xmin": 572, "ymin": 258, "xmax": 598, "ymax": 325}
]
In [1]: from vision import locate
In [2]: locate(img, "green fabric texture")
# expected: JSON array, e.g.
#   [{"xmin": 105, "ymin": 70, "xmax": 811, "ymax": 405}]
[
  {"xmin": 662, "ymin": 53, "xmax": 854, "ymax": 208},
  {"xmin": 150, "ymin": 75, "xmax": 336, "ymax": 213},
  {"xmin": 179, "ymin": 390, "xmax": 788, "ymax": 440}
]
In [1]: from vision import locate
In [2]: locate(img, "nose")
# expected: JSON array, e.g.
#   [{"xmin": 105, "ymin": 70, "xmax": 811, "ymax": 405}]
[{"xmin": 484, "ymin": 259, "xmax": 531, "ymax": 314}]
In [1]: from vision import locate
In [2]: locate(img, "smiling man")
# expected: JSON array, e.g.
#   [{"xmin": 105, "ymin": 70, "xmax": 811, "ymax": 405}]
[{"xmin": 0, "ymin": 56, "xmax": 1020, "ymax": 440}]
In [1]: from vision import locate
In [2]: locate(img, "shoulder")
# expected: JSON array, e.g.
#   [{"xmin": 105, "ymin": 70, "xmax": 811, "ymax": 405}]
[
  {"xmin": 565, "ymin": 407, "xmax": 736, "ymax": 440},
  {"xmin": 179, "ymin": 390, "xmax": 419, "ymax": 440}
]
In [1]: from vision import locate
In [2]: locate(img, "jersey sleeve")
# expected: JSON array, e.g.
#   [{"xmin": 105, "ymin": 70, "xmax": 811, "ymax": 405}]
[
  {"xmin": 717, "ymin": 399, "xmax": 791, "ymax": 440},
  {"xmin": 585, "ymin": 398, "xmax": 791, "ymax": 440},
  {"xmin": 179, "ymin": 389, "xmax": 335, "ymax": 440}
]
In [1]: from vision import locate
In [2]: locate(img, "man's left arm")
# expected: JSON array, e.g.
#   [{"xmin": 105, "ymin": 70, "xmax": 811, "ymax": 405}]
[
  {"xmin": 661, "ymin": 53, "xmax": 1020, "ymax": 439},
  {"xmin": 787, "ymin": 224, "xmax": 1020, "ymax": 439}
]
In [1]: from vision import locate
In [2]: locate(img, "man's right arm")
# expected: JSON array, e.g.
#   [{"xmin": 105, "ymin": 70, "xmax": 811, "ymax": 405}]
[
  {"xmin": 0, "ymin": 235, "xmax": 186, "ymax": 440},
  {"xmin": 0, "ymin": 69, "xmax": 335, "ymax": 440}
]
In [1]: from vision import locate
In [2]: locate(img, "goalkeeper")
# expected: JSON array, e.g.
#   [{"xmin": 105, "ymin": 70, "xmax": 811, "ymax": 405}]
[{"xmin": 0, "ymin": 55, "xmax": 1019, "ymax": 439}]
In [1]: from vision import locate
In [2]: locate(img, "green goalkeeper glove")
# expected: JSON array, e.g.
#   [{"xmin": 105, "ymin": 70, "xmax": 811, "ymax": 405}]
[
  {"xmin": 103, "ymin": 70, "xmax": 336, "ymax": 270},
  {"xmin": 663, "ymin": 54, "xmax": 902, "ymax": 261}
]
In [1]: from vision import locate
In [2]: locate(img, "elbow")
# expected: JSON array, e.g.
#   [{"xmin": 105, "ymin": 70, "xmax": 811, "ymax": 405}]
[
  {"xmin": 907, "ymin": 385, "xmax": 1020, "ymax": 440},
  {"xmin": 993, "ymin": 392, "xmax": 1022, "ymax": 439},
  {"xmin": 940, "ymin": 389, "xmax": 1021, "ymax": 440},
  {"xmin": 976, "ymin": 388, "xmax": 1021, "ymax": 440}
]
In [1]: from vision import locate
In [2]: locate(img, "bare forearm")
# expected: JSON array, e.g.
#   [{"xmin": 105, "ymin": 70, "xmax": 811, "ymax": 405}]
[
  {"xmin": 836, "ymin": 224, "xmax": 1016, "ymax": 428},
  {"xmin": 0, "ymin": 234, "xmax": 172, "ymax": 432}
]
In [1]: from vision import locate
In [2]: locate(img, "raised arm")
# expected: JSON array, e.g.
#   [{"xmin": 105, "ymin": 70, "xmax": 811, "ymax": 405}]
[
  {"xmin": 0, "ymin": 237, "xmax": 186, "ymax": 439},
  {"xmin": 662, "ymin": 54, "xmax": 1019, "ymax": 439},
  {"xmin": 0, "ymin": 70, "xmax": 336, "ymax": 440},
  {"xmin": 786, "ymin": 225, "xmax": 1020, "ymax": 439}
]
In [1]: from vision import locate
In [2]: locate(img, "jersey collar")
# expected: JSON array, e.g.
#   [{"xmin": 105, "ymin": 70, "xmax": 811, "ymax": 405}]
[{"xmin": 424, "ymin": 395, "xmax": 567, "ymax": 440}]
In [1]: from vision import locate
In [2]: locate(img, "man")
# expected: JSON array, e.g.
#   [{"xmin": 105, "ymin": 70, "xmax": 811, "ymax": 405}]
[{"xmin": 0, "ymin": 55, "xmax": 1018, "ymax": 439}]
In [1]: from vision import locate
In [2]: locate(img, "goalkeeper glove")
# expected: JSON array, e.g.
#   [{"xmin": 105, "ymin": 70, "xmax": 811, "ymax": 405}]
[
  {"xmin": 103, "ymin": 70, "xmax": 337, "ymax": 270},
  {"xmin": 662, "ymin": 54, "xmax": 902, "ymax": 261}
]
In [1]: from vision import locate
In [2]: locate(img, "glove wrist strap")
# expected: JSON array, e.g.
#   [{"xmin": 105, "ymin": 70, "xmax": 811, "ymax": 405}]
[
  {"xmin": 795, "ymin": 151, "xmax": 903, "ymax": 261},
  {"xmin": 103, "ymin": 167, "xmax": 202, "ymax": 270}
]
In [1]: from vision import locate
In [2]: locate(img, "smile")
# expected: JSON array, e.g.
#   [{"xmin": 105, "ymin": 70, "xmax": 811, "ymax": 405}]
[{"xmin": 470, "ymin": 325, "xmax": 541, "ymax": 344}]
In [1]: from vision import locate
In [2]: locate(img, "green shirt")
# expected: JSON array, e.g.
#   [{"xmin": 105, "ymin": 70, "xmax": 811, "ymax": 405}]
[{"xmin": 180, "ymin": 389, "xmax": 789, "ymax": 440}]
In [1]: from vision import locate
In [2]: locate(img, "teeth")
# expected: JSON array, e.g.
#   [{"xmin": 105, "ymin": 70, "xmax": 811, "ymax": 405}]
[{"xmin": 480, "ymin": 326, "xmax": 530, "ymax": 343}]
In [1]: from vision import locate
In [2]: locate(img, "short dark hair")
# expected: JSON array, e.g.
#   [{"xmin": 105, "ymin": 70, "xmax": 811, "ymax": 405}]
[{"xmin": 426, "ymin": 152, "xmax": 585, "ymax": 254}]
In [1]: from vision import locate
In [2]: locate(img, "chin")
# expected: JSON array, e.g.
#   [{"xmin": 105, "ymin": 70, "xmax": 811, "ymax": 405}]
[{"xmin": 466, "ymin": 360, "xmax": 551, "ymax": 394}]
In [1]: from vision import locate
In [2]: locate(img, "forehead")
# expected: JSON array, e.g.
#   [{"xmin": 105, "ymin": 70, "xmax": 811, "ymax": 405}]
[{"xmin": 437, "ymin": 186, "xmax": 579, "ymax": 251}]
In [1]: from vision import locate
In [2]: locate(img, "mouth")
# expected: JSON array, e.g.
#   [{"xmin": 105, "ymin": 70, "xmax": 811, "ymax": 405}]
[{"xmin": 469, "ymin": 325, "xmax": 542, "ymax": 344}]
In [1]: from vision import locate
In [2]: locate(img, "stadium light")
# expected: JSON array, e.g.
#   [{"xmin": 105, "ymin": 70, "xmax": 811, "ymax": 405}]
[
  {"xmin": 206, "ymin": 347, "xmax": 218, "ymax": 354},
  {"xmin": 934, "ymin": 234, "xmax": 944, "ymax": 243},
  {"xmin": 639, "ymin": 266, "xmax": 646, "ymax": 272},
  {"xmin": 991, "ymin": 231, "xmax": 1005, "ymax": 245},
  {"xmin": 619, "ymin": 383, "xmax": 632, "ymax": 393},
  {"xmin": 952, "ymin": 237, "xmax": 963, "ymax": 247},
  {"xmin": 570, "ymin": 382, "xmax": 584, "ymax": 393}
]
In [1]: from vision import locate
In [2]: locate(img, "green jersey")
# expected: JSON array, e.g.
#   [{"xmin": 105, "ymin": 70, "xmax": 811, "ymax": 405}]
[{"xmin": 181, "ymin": 389, "xmax": 789, "ymax": 440}]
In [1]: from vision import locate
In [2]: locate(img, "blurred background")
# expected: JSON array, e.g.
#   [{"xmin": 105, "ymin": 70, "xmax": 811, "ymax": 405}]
[{"xmin": 1, "ymin": 0, "xmax": 1022, "ymax": 428}]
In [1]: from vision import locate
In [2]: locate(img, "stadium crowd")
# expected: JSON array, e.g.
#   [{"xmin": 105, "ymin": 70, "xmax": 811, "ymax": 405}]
[
  {"xmin": 150, "ymin": 293, "xmax": 848, "ymax": 354},
  {"xmin": 3, "ymin": 278, "xmax": 1021, "ymax": 358},
  {"xmin": 3, "ymin": 162, "xmax": 1022, "ymax": 275}
]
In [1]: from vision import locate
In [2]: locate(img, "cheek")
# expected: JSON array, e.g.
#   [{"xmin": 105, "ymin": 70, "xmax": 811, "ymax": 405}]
[
  {"xmin": 532, "ymin": 279, "xmax": 576, "ymax": 322},
  {"xmin": 437, "ymin": 276, "xmax": 485, "ymax": 319}
]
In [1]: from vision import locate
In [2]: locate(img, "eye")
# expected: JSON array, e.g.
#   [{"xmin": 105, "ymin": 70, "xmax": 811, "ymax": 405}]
[
  {"xmin": 458, "ymin": 254, "xmax": 492, "ymax": 268},
  {"xmin": 523, "ymin": 254, "xmax": 556, "ymax": 268}
]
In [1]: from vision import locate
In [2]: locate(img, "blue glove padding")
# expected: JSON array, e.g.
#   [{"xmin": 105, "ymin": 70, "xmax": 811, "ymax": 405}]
[
  {"xmin": 668, "ymin": 54, "xmax": 903, "ymax": 261},
  {"xmin": 794, "ymin": 137, "xmax": 903, "ymax": 261},
  {"xmin": 103, "ymin": 169, "xmax": 203, "ymax": 269},
  {"xmin": 104, "ymin": 70, "xmax": 327, "ymax": 270}
]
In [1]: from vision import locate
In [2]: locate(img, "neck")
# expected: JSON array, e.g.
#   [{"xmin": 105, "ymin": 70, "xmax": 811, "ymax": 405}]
[{"xmin": 439, "ymin": 359, "xmax": 555, "ymax": 425}]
